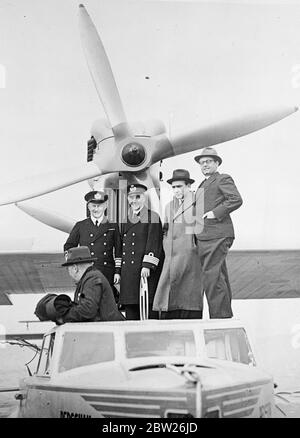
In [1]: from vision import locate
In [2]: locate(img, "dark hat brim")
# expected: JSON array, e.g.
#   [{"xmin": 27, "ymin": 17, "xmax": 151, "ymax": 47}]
[
  {"xmin": 84, "ymin": 191, "xmax": 108, "ymax": 203},
  {"xmin": 194, "ymin": 154, "xmax": 222, "ymax": 165},
  {"xmin": 167, "ymin": 177, "xmax": 195, "ymax": 185},
  {"xmin": 62, "ymin": 256, "xmax": 98, "ymax": 267}
]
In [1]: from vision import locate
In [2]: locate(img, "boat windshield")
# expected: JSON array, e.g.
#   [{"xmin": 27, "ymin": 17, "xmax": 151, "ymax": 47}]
[
  {"xmin": 125, "ymin": 330, "xmax": 196, "ymax": 359},
  {"xmin": 204, "ymin": 328, "xmax": 255, "ymax": 366},
  {"xmin": 58, "ymin": 331, "xmax": 115, "ymax": 372}
]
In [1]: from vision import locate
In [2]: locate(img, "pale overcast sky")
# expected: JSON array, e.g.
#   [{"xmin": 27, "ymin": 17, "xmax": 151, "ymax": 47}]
[{"xmin": 0, "ymin": 0, "xmax": 299, "ymax": 250}]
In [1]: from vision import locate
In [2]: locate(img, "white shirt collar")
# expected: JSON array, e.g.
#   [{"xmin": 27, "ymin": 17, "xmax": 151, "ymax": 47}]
[{"xmin": 90, "ymin": 214, "xmax": 105, "ymax": 225}]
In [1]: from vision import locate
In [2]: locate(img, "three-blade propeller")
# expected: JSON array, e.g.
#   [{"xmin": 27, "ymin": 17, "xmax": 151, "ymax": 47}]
[
  {"xmin": 0, "ymin": 4, "xmax": 297, "ymax": 224},
  {"xmin": 78, "ymin": 4, "xmax": 130, "ymax": 139}
]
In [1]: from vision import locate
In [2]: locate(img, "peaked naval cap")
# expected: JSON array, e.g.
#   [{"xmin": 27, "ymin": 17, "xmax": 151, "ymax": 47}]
[
  {"xmin": 84, "ymin": 190, "xmax": 108, "ymax": 204},
  {"xmin": 127, "ymin": 184, "xmax": 147, "ymax": 195}
]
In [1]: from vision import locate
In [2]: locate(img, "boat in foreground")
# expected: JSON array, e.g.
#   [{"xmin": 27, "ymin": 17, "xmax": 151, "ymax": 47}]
[{"xmin": 13, "ymin": 318, "xmax": 275, "ymax": 418}]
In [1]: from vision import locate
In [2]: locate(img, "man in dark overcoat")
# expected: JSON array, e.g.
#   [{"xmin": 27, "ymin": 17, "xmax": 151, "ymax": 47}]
[
  {"xmin": 119, "ymin": 184, "xmax": 164, "ymax": 320},
  {"xmin": 60, "ymin": 246, "xmax": 124, "ymax": 322},
  {"xmin": 194, "ymin": 147, "xmax": 243, "ymax": 318},
  {"xmin": 64, "ymin": 191, "xmax": 122, "ymax": 291}
]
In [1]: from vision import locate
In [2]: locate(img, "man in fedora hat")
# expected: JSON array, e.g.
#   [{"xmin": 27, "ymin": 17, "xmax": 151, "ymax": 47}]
[
  {"xmin": 58, "ymin": 246, "xmax": 124, "ymax": 323},
  {"xmin": 119, "ymin": 183, "xmax": 164, "ymax": 320},
  {"xmin": 194, "ymin": 147, "xmax": 243, "ymax": 318},
  {"xmin": 64, "ymin": 190, "xmax": 122, "ymax": 298},
  {"xmin": 153, "ymin": 169, "xmax": 203, "ymax": 319}
]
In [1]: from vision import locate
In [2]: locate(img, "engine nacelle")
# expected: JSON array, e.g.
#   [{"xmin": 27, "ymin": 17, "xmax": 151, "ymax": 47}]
[{"xmin": 121, "ymin": 142, "xmax": 146, "ymax": 166}]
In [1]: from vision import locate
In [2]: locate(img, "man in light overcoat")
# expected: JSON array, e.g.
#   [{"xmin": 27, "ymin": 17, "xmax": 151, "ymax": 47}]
[{"xmin": 153, "ymin": 169, "xmax": 203, "ymax": 319}]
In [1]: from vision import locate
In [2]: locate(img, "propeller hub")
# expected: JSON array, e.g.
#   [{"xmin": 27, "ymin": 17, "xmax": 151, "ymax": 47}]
[{"xmin": 121, "ymin": 142, "xmax": 146, "ymax": 167}]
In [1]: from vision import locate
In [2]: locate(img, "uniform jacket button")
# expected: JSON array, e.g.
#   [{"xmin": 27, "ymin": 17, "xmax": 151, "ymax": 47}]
[
  {"xmin": 132, "ymin": 233, "xmax": 135, "ymax": 236},
  {"xmin": 104, "ymin": 242, "xmax": 107, "ymax": 245},
  {"xmin": 90, "ymin": 234, "xmax": 93, "ymax": 237},
  {"xmin": 132, "ymin": 251, "xmax": 135, "ymax": 254},
  {"xmin": 91, "ymin": 242, "xmax": 94, "ymax": 246},
  {"xmin": 104, "ymin": 252, "xmax": 106, "ymax": 255},
  {"xmin": 91, "ymin": 252, "xmax": 95, "ymax": 255},
  {"xmin": 132, "ymin": 243, "xmax": 135, "ymax": 246},
  {"xmin": 122, "ymin": 261, "xmax": 125, "ymax": 264},
  {"xmin": 123, "ymin": 243, "xmax": 126, "ymax": 246},
  {"xmin": 104, "ymin": 262, "xmax": 107, "ymax": 265},
  {"xmin": 104, "ymin": 233, "xmax": 107, "ymax": 237},
  {"xmin": 131, "ymin": 261, "xmax": 134, "ymax": 264}
]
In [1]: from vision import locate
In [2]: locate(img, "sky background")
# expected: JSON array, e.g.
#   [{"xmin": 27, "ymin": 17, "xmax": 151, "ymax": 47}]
[{"xmin": 0, "ymin": 0, "xmax": 300, "ymax": 251}]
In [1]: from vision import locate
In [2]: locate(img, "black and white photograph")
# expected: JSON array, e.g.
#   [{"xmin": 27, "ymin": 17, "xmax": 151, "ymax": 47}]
[{"xmin": 0, "ymin": 0, "xmax": 300, "ymax": 419}]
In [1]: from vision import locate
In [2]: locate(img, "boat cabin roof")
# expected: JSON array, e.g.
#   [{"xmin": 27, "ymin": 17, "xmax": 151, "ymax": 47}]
[
  {"xmin": 35, "ymin": 318, "xmax": 257, "ymax": 380},
  {"xmin": 48, "ymin": 318, "xmax": 249, "ymax": 335}
]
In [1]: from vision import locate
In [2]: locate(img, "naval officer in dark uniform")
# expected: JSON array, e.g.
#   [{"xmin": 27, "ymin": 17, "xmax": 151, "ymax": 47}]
[
  {"xmin": 64, "ymin": 190, "xmax": 122, "ymax": 290},
  {"xmin": 119, "ymin": 184, "xmax": 164, "ymax": 320}
]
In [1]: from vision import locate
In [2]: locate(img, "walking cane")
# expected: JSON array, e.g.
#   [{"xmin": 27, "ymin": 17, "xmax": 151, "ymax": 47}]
[{"xmin": 139, "ymin": 276, "xmax": 149, "ymax": 320}]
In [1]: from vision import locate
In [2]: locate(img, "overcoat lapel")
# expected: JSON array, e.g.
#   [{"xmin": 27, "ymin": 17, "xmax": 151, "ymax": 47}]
[
  {"xmin": 172, "ymin": 192, "xmax": 195, "ymax": 222},
  {"xmin": 198, "ymin": 172, "xmax": 218, "ymax": 189},
  {"xmin": 172, "ymin": 198, "xmax": 184, "ymax": 221}
]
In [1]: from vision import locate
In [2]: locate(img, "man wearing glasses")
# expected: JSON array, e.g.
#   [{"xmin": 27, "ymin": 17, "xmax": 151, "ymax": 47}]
[{"xmin": 194, "ymin": 147, "xmax": 243, "ymax": 318}]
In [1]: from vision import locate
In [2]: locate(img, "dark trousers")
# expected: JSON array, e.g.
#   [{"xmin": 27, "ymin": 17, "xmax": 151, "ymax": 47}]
[
  {"xmin": 124, "ymin": 304, "xmax": 158, "ymax": 320},
  {"xmin": 160, "ymin": 309, "xmax": 203, "ymax": 320},
  {"xmin": 197, "ymin": 237, "xmax": 234, "ymax": 318}
]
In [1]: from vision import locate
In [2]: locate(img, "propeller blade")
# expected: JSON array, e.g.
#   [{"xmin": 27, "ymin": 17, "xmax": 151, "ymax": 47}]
[
  {"xmin": 131, "ymin": 119, "xmax": 166, "ymax": 137},
  {"xmin": 151, "ymin": 105, "xmax": 298, "ymax": 162},
  {"xmin": 79, "ymin": 4, "xmax": 130, "ymax": 138},
  {"xmin": 0, "ymin": 162, "xmax": 101, "ymax": 206},
  {"xmin": 16, "ymin": 202, "xmax": 76, "ymax": 233}
]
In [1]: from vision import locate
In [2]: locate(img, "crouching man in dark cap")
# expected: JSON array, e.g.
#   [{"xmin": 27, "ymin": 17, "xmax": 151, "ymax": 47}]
[{"xmin": 58, "ymin": 246, "xmax": 124, "ymax": 323}]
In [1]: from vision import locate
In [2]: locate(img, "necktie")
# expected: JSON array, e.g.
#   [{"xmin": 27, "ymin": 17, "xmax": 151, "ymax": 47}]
[{"xmin": 95, "ymin": 220, "xmax": 99, "ymax": 227}]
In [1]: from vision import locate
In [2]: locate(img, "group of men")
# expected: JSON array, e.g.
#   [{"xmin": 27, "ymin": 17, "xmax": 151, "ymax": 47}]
[{"xmin": 56, "ymin": 147, "xmax": 243, "ymax": 324}]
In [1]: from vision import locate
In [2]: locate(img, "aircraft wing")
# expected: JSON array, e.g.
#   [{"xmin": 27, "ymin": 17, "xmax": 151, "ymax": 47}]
[
  {"xmin": 0, "ymin": 251, "xmax": 299, "ymax": 304},
  {"xmin": 0, "ymin": 252, "xmax": 73, "ymax": 305},
  {"xmin": 228, "ymin": 250, "xmax": 300, "ymax": 299}
]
